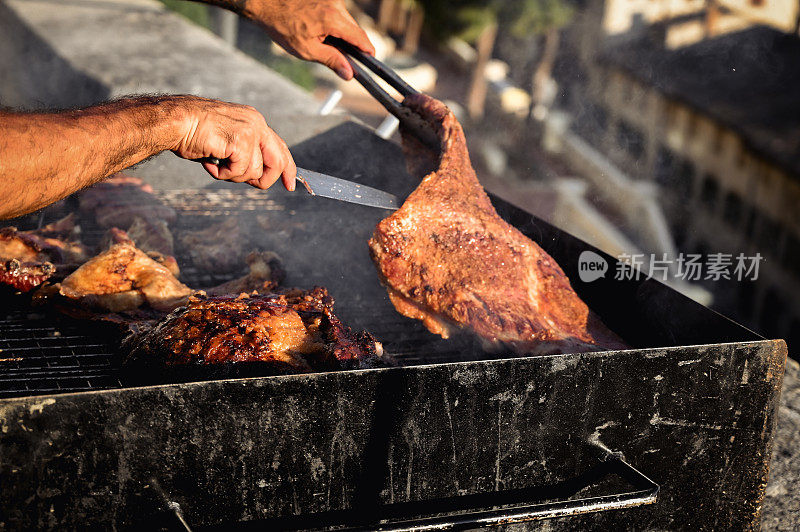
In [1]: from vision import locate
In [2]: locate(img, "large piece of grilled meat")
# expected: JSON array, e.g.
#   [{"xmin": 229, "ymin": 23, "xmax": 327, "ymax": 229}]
[
  {"xmin": 369, "ymin": 95, "xmax": 624, "ymax": 354},
  {"xmin": 124, "ymin": 287, "xmax": 383, "ymax": 374}
]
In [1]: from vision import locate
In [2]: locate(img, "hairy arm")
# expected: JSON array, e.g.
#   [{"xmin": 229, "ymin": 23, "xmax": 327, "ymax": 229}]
[
  {"xmin": 0, "ymin": 97, "xmax": 183, "ymax": 219},
  {"xmin": 0, "ymin": 95, "xmax": 296, "ymax": 220},
  {"xmin": 194, "ymin": 0, "xmax": 374, "ymax": 79}
]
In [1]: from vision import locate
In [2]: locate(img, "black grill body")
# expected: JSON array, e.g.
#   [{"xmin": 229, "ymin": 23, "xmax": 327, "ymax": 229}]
[
  {"xmin": 0, "ymin": 125, "xmax": 787, "ymax": 529},
  {"xmin": 0, "ymin": 336, "xmax": 783, "ymax": 530}
]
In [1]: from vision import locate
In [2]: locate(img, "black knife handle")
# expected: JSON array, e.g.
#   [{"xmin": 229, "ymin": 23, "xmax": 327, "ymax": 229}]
[
  {"xmin": 193, "ymin": 157, "xmax": 308, "ymax": 193},
  {"xmin": 193, "ymin": 156, "xmax": 225, "ymax": 167}
]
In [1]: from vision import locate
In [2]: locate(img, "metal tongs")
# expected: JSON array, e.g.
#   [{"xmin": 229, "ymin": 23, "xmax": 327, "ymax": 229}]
[{"xmin": 324, "ymin": 36, "xmax": 439, "ymax": 149}]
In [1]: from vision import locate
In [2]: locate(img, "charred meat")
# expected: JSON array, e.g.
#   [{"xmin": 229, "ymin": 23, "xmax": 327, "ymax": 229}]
[
  {"xmin": 0, "ymin": 259, "xmax": 55, "ymax": 292},
  {"xmin": 0, "ymin": 225, "xmax": 88, "ymax": 291},
  {"xmin": 0, "ymin": 224, "xmax": 88, "ymax": 265},
  {"xmin": 123, "ymin": 287, "xmax": 383, "ymax": 373},
  {"xmin": 369, "ymin": 95, "xmax": 625, "ymax": 354},
  {"xmin": 25, "ymin": 233, "xmax": 89, "ymax": 265},
  {"xmin": 0, "ymin": 227, "xmax": 48, "ymax": 263},
  {"xmin": 177, "ymin": 217, "xmax": 246, "ymax": 273},
  {"xmin": 206, "ymin": 251, "xmax": 285, "ymax": 296}
]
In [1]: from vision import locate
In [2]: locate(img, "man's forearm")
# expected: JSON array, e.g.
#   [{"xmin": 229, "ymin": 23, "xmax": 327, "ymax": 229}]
[{"xmin": 0, "ymin": 96, "xmax": 186, "ymax": 219}]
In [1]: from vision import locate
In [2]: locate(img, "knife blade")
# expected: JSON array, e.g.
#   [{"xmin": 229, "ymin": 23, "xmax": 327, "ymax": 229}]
[
  {"xmin": 195, "ymin": 157, "xmax": 398, "ymax": 210},
  {"xmin": 295, "ymin": 167, "xmax": 398, "ymax": 210}
]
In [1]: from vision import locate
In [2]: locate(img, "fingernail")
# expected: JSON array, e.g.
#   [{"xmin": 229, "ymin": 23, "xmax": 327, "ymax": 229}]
[
  {"xmin": 335, "ymin": 66, "xmax": 351, "ymax": 80},
  {"xmin": 289, "ymin": 181, "xmax": 296, "ymax": 192}
]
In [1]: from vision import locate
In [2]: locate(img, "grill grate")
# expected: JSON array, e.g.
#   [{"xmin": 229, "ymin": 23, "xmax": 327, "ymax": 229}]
[
  {"xmin": 0, "ymin": 188, "xmax": 507, "ymax": 399},
  {"xmin": 0, "ymin": 310, "xmax": 121, "ymax": 398}
]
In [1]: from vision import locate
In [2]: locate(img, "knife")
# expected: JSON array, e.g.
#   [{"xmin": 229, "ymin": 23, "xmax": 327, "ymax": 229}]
[{"xmin": 196, "ymin": 157, "xmax": 398, "ymax": 210}]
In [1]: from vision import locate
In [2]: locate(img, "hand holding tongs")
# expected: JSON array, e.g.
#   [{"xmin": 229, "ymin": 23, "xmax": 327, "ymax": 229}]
[{"xmin": 323, "ymin": 36, "xmax": 439, "ymax": 149}]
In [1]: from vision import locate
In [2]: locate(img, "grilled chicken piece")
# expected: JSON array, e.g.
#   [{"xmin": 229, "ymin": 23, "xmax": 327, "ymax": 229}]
[
  {"xmin": 123, "ymin": 287, "xmax": 383, "ymax": 373},
  {"xmin": 206, "ymin": 251, "xmax": 285, "ymax": 296},
  {"xmin": 369, "ymin": 95, "xmax": 625, "ymax": 354},
  {"xmin": 101, "ymin": 227, "xmax": 180, "ymax": 277},
  {"xmin": 0, "ymin": 225, "xmax": 89, "ymax": 291},
  {"xmin": 60, "ymin": 242, "xmax": 193, "ymax": 312},
  {"xmin": 78, "ymin": 174, "xmax": 176, "ymax": 228},
  {"xmin": 0, "ymin": 225, "xmax": 89, "ymax": 265},
  {"xmin": 178, "ymin": 217, "xmax": 246, "ymax": 273}
]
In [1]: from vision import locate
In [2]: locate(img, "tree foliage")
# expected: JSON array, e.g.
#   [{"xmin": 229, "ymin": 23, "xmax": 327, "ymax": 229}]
[
  {"xmin": 503, "ymin": 0, "xmax": 574, "ymax": 38},
  {"xmin": 418, "ymin": 0, "xmax": 496, "ymax": 43},
  {"xmin": 158, "ymin": 0, "xmax": 211, "ymax": 29},
  {"xmin": 418, "ymin": 0, "xmax": 575, "ymax": 43}
]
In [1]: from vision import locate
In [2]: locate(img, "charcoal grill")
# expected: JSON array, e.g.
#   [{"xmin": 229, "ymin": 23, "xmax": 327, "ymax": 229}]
[{"xmin": 0, "ymin": 124, "xmax": 787, "ymax": 530}]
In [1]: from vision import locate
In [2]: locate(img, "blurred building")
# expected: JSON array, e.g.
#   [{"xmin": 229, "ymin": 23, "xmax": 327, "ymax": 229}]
[
  {"xmin": 602, "ymin": 0, "xmax": 799, "ymax": 43},
  {"xmin": 555, "ymin": 0, "xmax": 800, "ymax": 348}
]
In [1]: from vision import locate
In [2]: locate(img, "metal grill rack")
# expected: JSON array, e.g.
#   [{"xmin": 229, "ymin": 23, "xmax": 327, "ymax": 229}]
[
  {"xmin": 0, "ymin": 310, "xmax": 121, "ymax": 398},
  {"xmin": 0, "ymin": 189, "xmax": 512, "ymax": 399}
]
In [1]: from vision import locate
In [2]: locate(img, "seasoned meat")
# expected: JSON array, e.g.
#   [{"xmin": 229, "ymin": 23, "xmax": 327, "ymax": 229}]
[
  {"xmin": 35, "ymin": 213, "xmax": 81, "ymax": 240},
  {"xmin": 101, "ymin": 227, "xmax": 180, "ymax": 277},
  {"xmin": 0, "ymin": 259, "xmax": 55, "ymax": 292},
  {"xmin": 0, "ymin": 227, "xmax": 47, "ymax": 263},
  {"xmin": 0, "ymin": 225, "xmax": 88, "ymax": 290},
  {"xmin": 126, "ymin": 216, "xmax": 174, "ymax": 256},
  {"xmin": 369, "ymin": 95, "xmax": 625, "ymax": 354},
  {"xmin": 177, "ymin": 217, "xmax": 246, "ymax": 273},
  {"xmin": 206, "ymin": 251, "xmax": 285, "ymax": 296},
  {"xmin": 123, "ymin": 287, "xmax": 383, "ymax": 373},
  {"xmin": 0, "ymin": 225, "xmax": 88, "ymax": 265},
  {"xmin": 60, "ymin": 242, "xmax": 193, "ymax": 312},
  {"xmin": 78, "ymin": 174, "xmax": 176, "ymax": 228}
]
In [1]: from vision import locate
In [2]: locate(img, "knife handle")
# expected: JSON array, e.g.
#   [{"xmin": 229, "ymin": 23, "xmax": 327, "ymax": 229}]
[
  {"xmin": 193, "ymin": 156, "xmax": 226, "ymax": 167},
  {"xmin": 193, "ymin": 156, "xmax": 309, "ymax": 193}
]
